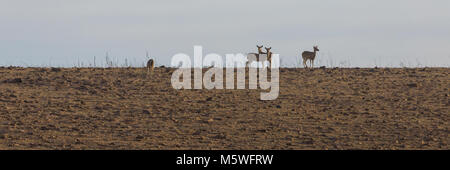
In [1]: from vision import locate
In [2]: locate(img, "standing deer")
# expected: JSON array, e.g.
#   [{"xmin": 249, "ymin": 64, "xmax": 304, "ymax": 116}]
[
  {"xmin": 302, "ymin": 46, "xmax": 319, "ymax": 68},
  {"xmin": 247, "ymin": 45, "xmax": 266, "ymax": 67},
  {"xmin": 265, "ymin": 47, "xmax": 272, "ymax": 68},
  {"xmin": 147, "ymin": 59, "xmax": 154, "ymax": 73}
]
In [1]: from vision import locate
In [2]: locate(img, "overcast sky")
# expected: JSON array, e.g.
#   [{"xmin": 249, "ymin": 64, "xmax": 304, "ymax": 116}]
[{"xmin": 1, "ymin": 0, "xmax": 449, "ymax": 67}]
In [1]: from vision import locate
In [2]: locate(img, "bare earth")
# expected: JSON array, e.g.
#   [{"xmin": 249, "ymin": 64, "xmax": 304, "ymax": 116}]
[{"xmin": 0, "ymin": 67, "xmax": 448, "ymax": 150}]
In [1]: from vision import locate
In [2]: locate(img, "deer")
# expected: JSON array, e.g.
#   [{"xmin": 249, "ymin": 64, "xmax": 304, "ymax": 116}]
[
  {"xmin": 257, "ymin": 45, "xmax": 266, "ymax": 55},
  {"xmin": 247, "ymin": 45, "xmax": 267, "ymax": 68},
  {"xmin": 265, "ymin": 47, "xmax": 272, "ymax": 68},
  {"xmin": 302, "ymin": 46, "xmax": 319, "ymax": 68},
  {"xmin": 146, "ymin": 59, "xmax": 154, "ymax": 73}
]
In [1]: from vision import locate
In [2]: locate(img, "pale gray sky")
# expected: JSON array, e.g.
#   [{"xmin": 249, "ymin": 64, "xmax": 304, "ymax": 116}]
[{"xmin": 1, "ymin": 0, "xmax": 449, "ymax": 67}]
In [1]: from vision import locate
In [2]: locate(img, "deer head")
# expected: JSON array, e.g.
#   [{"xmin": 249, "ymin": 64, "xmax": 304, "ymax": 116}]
[
  {"xmin": 257, "ymin": 45, "xmax": 264, "ymax": 51},
  {"xmin": 313, "ymin": 46, "xmax": 319, "ymax": 52},
  {"xmin": 257, "ymin": 45, "xmax": 264, "ymax": 54}
]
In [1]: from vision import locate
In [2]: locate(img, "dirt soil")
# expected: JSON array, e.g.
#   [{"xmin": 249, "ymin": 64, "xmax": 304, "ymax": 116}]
[{"xmin": 0, "ymin": 67, "xmax": 448, "ymax": 150}]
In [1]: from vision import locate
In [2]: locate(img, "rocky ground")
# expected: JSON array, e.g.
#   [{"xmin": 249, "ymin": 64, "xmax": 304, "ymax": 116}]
[{"xmin": 0, "ymin": 67, "xmax": 448, "ymax": 149}]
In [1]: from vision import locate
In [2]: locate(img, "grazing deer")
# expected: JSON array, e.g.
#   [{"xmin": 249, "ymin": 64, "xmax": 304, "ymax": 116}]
[
  {"xmin": 302, "ymin": 46, "xmax": 319, "ymax": 68},
  {"xmin": 146, "ymin": 59, "xmax": 154, "ymax": 73}
]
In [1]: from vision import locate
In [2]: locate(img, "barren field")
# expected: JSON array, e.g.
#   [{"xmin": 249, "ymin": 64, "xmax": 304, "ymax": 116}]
[{"xmin": 0, "ymin": 67, "xmax": 448, "ymax": 150}]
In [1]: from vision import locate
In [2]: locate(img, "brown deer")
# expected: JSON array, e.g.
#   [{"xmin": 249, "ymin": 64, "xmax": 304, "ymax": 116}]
[
  {"xmin": 302, "ymin": 46, "xmax": 319, "ymax": 68},
  {"xmin": 257, "ymin": 45, "xmax": 266, "ymax": 55},
  {"xmin": 247, "ymin": 45, "xmax": 266, "ymax": 67},
  {"xmin": 265, "ymin": 47, "xmax": 272, "ymax": 68},
  {"xmin": 146, "ymin": 59, "xmax": 154, "ymax": 73}
]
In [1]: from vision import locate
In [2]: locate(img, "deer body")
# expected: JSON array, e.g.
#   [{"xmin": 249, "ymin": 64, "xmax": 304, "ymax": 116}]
[{"xmin": 302, "ymin": 46, "xmax": 319, "ymax": 68}]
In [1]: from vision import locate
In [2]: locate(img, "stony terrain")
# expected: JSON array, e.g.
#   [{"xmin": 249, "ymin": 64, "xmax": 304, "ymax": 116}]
[{"xmin": 0, "ymin": 67, "xmax": 448, "ymax": 149}]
